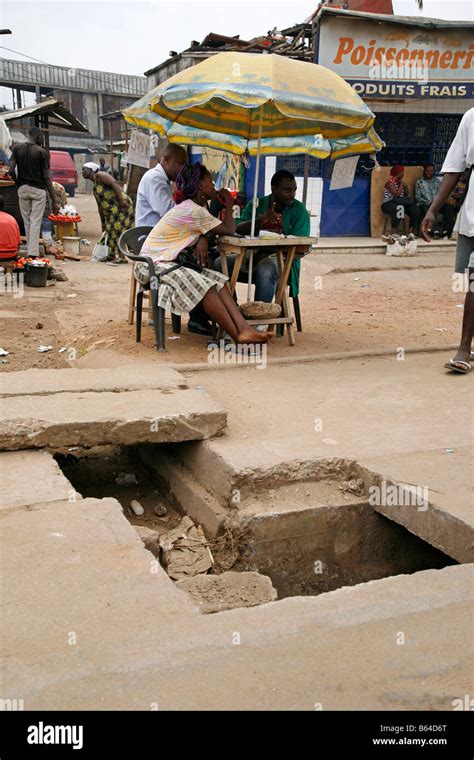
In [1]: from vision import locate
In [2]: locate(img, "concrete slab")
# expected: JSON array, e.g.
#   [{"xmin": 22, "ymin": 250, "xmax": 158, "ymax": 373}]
[
  {"xmin": 177, "ymin": 353, "xmax": 472, "ymax": 561},
  {"xmin": 0, "ymin": 365, "xmax": 188, "ymax": 397},
  {"xmin": 0, "ymin": 450, "xmax": 80, "ymax": 511},
  {"xmin": 0, "ymin": 492, "xmax": 471, "ymax": 711},
  {"xmin": 0, "ymin": 387, "xmax": 227, "ymax": 450}
]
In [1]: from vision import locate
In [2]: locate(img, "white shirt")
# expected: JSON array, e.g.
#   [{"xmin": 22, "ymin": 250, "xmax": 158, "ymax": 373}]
[
  {"xmin": 135, "ymin": 164, "xmax": 174, "ymax": 228},
  {"xmin": 441, "ymin": 108, "xmax": 474, "ymax": 237}
]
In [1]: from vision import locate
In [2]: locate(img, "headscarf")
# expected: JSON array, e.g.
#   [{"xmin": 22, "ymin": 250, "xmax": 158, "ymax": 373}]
[
  {"xmin": 174, "ymin": 162, "xmax": 206, "ymax": 204},
  {"xmin": 390, "ymin": 164, "xmax": 404, "ymax": 177},
  {"xmin": 83, "ymin": 162, "xmax": 100, "ymax": 173}
]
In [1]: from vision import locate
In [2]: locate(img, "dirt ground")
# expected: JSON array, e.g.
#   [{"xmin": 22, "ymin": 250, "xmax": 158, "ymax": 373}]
[{"xmin": 0, "ymin": 192, "xmax": 463, "ymax": 372}]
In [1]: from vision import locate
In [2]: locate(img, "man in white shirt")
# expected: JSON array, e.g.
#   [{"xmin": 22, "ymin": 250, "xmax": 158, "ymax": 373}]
[
  {"xmin": 136, "ymin": 143, "xmax": 212, "ymax": 335},
  {"xmin": 135, "ymin": 143, "xmax": 187, "ymax": 228},
  {"xmin": 421, "ymin": 108, "xmax": 473, "ymax": 373}
]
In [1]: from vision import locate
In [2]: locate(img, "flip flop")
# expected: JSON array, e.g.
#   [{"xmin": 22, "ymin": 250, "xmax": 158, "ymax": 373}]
[{"xmin": 444, "ymin": 359, "xmax": 471, "ymax": 374}]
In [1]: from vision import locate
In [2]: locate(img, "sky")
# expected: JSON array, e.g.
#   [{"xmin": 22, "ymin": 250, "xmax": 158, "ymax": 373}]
[{"xmin": 0, "ymin": 0, "xmax": 473, "ymax": 107}]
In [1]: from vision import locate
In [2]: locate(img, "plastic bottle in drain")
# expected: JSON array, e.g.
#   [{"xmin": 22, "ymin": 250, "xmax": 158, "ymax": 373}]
[{"xmin": 129, "ymin": 499, "xmax": 144, "ymax": 516}]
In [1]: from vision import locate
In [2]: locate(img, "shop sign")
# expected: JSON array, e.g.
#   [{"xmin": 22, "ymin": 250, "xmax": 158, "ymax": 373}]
[{"xmin": 317, "ymin": 16, "xmax": 474, "ymax": 98}]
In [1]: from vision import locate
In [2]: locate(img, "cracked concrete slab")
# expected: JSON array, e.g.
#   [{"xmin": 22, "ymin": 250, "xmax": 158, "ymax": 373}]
[
  {"xmin": 0, "ymin": 487, "xmax": 471, "ymax": 710},
  {"xmin": 0, "ymin": 450, "xmax": 81, "ymax": 511},
  {"xmin": 0, "ymin": 387, "xmax": 226, "ymax": 450}
]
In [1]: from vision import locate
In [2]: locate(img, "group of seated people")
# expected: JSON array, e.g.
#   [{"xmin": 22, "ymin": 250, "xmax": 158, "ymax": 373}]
[
  {"xmin": 381, "ymin": 163, "xmax": 466, "ymax": 238},
  {"xmin": 134, "ymin": 144, "xmax": 310, "ymax": 341}
]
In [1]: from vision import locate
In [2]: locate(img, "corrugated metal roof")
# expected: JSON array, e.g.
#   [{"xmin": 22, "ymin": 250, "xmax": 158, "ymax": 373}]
[
  {"xmin": 315, "ymin": 7, "xmax": 474, "ymax": 29},
  {"xmin": 1, "ymin": 98, "xmax": 89, "ymax": 132},
  {"xmin": 0, "ymin": 58, "xmax": 146, "ymax": 96}
]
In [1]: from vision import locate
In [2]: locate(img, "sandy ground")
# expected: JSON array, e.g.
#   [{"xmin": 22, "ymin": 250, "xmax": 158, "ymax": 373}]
[{"xmin": 0, "ymin": 192, "xmax": 464, "ymax": 372}]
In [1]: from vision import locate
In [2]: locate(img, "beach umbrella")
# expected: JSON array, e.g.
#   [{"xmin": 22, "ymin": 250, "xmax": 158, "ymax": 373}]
[{"xmin": 124, "ymin": 52, "xmax": 382, "ymax": 293}]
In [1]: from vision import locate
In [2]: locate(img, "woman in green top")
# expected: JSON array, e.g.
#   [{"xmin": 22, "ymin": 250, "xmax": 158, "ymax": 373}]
[{"xmin": 82, "ymin": 162, "xmax": 134, "ymax": 263}]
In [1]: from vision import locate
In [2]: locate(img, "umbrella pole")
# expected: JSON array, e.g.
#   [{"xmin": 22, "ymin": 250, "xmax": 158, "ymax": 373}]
[{"xmin": 248, "ymin": 109, "xmax": 263, "ymax": 300}]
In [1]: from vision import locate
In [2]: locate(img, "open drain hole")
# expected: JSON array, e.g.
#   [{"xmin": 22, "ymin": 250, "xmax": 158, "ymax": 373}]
[{"xmin": 55, "ymin": 446, "xmax": 458, "ymax": 608}]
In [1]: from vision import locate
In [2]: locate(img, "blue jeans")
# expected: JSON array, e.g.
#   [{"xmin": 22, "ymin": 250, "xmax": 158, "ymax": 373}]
[{"xmin": 214, "ymin": 253, "xmax": 279, "ymax": 302}]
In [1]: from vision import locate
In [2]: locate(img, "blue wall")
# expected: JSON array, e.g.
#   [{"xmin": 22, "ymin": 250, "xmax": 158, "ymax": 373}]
[
  {"xmin": 320, "ymin": 177, "xmax": 371, "ymax": 237},
  {"xmin": 244, "ymin": 155, "xmax": 266, "ymax": 202}
]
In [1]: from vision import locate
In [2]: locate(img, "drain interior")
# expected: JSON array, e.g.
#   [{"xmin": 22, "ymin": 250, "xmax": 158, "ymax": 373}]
[{"xmin": 55, "ymin": 445, "xmax": 458, "ymax": 604}]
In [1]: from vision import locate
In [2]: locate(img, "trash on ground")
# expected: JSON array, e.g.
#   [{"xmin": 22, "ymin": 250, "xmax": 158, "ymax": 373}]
[
  {"xmin": 129, "ymin": 499, "xmax": 145, "ymax": 516},
  {"xmin": 37, "ymin": 345, "xmax": 53, "ymax": 353},
  {"xmin": 322, "ymin": 438, "xmax": 338, "ymax": 445},
  {"xmin": 66, "ymin": 293, "xmax": 77, "ymax": 298},
  {"xmin": 81, "ymin": 239, "xmax": 91, "ymax": 246},
  {"xmin": 0, "ymin": 348, "xmax": 9, "ymax": 356},
  {"xmin": 115, "ymin": 472, "xmax": 137, "ymax": 485},
  {"xmin": 168, "ymin": 336, "xmax": 180, "ymax": 340},
  {"xmin": 435, "ymin": 328, "xmax": 447, "ymax": 333},
  {"xmin": 58, "ymin": 347, "xmax": 67, "ymax": 353},
  {"xmin": 444, "ymin": 448, "xmax": 455, "ymax": 454},
  {"xmin": 154, "ymin": 502, "xmax": 167, "ymax": 517},
  {"xmin": 35, "ymin": 322, "xmax": 43, "ymax": 329},
  {"xmin": 0, "ymin": 359, "xmax": 7, "ymax": 365},
  {"xmin": 159, "ymin": 516, "xmax": 213, "ymax": 580}
]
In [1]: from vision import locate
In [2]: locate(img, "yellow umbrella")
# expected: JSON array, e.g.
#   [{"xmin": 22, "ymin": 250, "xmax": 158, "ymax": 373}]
[{"xmin": 124, "ymin": 52, "xmax": 382, "ymax": 292}]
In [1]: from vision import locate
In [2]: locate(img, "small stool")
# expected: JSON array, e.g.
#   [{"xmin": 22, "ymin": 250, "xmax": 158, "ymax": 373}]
[{"xmin": 382, "ymin": 213, "xmax": 410, "ymax": 236}]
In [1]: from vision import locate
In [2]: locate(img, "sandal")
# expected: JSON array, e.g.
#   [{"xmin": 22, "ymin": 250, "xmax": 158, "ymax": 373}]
[{"xmin": 444, "ymin": 359, "xmax": 471, "ymax": 374}]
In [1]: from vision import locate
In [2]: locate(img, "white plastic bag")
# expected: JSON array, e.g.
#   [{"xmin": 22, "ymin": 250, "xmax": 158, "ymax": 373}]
[{"xmin": 91, "ymin": 232, "xmax": 108, "ymax": 262}]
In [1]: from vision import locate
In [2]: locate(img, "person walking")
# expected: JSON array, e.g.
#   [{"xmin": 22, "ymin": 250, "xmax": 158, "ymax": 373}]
[
  {"xmin": 82, "ymin": 162, "xmax": 134, "ymax": 263},
  {"xmin": 9, "ymin": 127, "xmax": 59, "ymax": 257},
  {"xmin": 421, "ymin": 108, "xmax": 473, "ymax": 373}
]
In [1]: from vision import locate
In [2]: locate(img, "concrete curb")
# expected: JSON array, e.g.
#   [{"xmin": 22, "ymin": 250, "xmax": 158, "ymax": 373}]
[{"xmin": 169, "ymin": 344, "xmax": 459, "ymax": 373}]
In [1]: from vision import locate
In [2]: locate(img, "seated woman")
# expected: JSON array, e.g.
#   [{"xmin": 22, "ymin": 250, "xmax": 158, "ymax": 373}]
[
  {"xmin": 381, "ymin": 165, "xmax": 421, "ymax": 236},
  {"xmin": 137, "ymin": 163, "xmax": 272, "ymax": 345}
]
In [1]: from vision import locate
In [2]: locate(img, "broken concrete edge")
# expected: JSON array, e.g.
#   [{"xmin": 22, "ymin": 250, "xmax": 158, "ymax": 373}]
[
  {"xmin": 0, "ymin": 366, "xmax": 189, "ymax": 398},
  {"xmin": 138, "ymin": 444, "xmax": 229, "ymax": 539},
  {"xmin": 174, "ymin": 446, "xmax": 362, "ymax": 506},
  {"xmin": 0, "ymin": 412, "xmax": 227, "ymax": 452},
  {"xmin": 169, "ymin": 344, "xmax": 459, "ymax": 374},
  {"xmin": 157, "ymin": 447, "xmax": 470, "ymax": 565},
  {"xmin": 0, "ymin": 449, "xmax": 83, "ymax": 512},
  {"xmin": 354, "ymin": 464, "xmax": 473, "ymax": 565}
]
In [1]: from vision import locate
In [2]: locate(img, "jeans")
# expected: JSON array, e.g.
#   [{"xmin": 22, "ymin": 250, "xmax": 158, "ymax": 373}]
[
  {"xmin": 214, "ymin": 253, "xmax": 279, "ymax": 302},
  {"xmin": 18, "ymin": 184, "xmax": 47, "ymax": 257}
]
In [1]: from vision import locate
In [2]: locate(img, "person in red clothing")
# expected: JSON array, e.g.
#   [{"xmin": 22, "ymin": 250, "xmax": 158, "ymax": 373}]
[{"xmin": 0, "ymin": 196, "xmax": 20, "ymax": 259}]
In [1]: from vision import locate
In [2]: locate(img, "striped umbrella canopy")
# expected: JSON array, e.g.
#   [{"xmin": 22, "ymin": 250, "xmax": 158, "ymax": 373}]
[{"xmin": 124, "ymin": 52, "xmax": 382, "ymax": 160}]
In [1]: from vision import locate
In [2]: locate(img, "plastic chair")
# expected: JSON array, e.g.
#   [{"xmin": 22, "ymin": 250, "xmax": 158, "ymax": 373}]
[{"xmin": 118, "ymin": 227, "xmax": 181, "ymax": 352}]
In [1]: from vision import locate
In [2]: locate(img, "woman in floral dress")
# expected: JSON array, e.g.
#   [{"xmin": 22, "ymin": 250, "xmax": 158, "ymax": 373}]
[{"xmin": 82, "ymin": 162, "xmax": 134, "ymax": 262}]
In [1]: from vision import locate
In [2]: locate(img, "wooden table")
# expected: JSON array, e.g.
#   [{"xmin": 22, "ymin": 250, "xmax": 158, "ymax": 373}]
[{"xmin": 218, "ymin": 235, "xmax": 317, "ymax": 345}]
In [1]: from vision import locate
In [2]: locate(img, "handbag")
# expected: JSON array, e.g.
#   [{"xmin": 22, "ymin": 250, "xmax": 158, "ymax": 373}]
[
  {"xmin": 91, "ymin": 232, "xmax": 109, "ymax": 262},
  {"xmin": 176, "ymin": 245, "xmax": 203, "ymax": 272}
]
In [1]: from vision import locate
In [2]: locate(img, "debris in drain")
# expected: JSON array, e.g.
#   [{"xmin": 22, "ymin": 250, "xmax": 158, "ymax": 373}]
[
  {"xmin": 154, "ymin": 502, "xmax": 167, "ymax": 517},
  {"xmin": 339, "ymin": 478, "xmax": 365, "ymax": 497},
  {"xmin": 176, "ymin": 571, "xmax": 277, "ymax": 614},
  {"xmin": 115, "ymin": 472, "xmax": 137, "ymax": 486},
  {"xmin": 129, "ymin": 499, "xmax": 144, "ymax": 516},
  {"xmin": 159, "ymin": 516, "xmax": 213, "ymax": 580}
]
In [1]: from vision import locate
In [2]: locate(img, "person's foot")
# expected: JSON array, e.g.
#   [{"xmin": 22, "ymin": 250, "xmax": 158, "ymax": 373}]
[
  {"xmin": 444, "ymin": 349, "xmax": 471, "ymax": 373},
  {"xmin": 236, "ymin": 329, "xmax": 273, "ymax": 344},
  {"xmin": 187, "ymin": 320, "xmax": 213, "ymax": 336}
]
